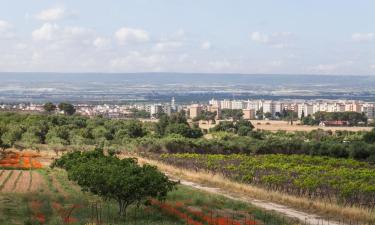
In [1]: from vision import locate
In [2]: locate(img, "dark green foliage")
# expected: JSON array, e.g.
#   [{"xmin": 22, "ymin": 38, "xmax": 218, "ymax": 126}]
[
  {"xmin": 155, "ymin": 112, "xmax": 202, "ymax": 138},
  {"xmin": 129, "ymin": 109, "xmax": 150, "ymax": 118},
  {"xmin": 193, "ymin": 110, "xmax": 217, "ymax": 122},
  {"xmin": 221, "ymin": 109, "xmax": 244, "ymax": 120},
  {"xmin": 313, "ymin": 111, "xmax": 367, "ymax": 125},
  {"xmin": 43, "ymin": 102, "xmax": 56, "ymax": 113},
  {"xmin": 210, "ymin": 119, "xmax": 254, "ymax": 136},
  {"xmin": 363, "ymin": 128, "xmax": 375, "ymax": 143},
  {"xmin": 53, "ymin": 150, "xmax": 177, "ymax": 216},
  {"xmin": 58, "ymin": 102, "xmax": 76, "ymax": 115}
]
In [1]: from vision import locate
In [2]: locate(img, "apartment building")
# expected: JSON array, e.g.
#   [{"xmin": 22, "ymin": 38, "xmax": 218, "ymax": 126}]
[
  {"xmin": 189, "ymin": 104, "xmax": 202, "ymax": 119},
  {"xmin": 220, "ymin": 99, "xmax": 232, "ymax": 109}
]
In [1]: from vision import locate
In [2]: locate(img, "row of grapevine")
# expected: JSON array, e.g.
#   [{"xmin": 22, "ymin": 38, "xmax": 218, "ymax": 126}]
[{"xmin": 159, "ymin": 154, "xmax": 375, "ymax": 208}]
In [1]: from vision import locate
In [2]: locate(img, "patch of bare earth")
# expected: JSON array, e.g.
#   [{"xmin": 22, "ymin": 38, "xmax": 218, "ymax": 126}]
[
  {"xmin": 0, "ymin": 170, "xmax": 10, "ymax": 185},
  {"xmin": 1, "ymin": 170, "xmax": 21, "ymax": 192},
  {"xmin": 0, "ymin": 170, "xmax": 11, "ymax": 192},
  {"xmin": 29, "ymin": 171, "xmax": 47, "ymax": 193},
  {"xmin": 13, "ymin": 170, "xmax": 31, "ymax": 193}
]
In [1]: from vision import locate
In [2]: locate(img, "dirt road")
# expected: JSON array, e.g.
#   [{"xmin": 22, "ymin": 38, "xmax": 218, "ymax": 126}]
[{"xmin": 178, "ymin": 179, "xmax": 344, "ymax": 225}]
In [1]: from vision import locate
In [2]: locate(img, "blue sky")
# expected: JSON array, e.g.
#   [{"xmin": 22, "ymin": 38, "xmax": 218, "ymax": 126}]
[{"xmin": 0, "ymin": 0, "xmax": 375, "ymax": 74}]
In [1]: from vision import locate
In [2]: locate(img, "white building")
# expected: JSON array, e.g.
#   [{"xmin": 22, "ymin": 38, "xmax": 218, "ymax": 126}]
[
  {"xmin": 262, "ymin": 100, "xmax": 274, "ymax": 115},
  {"xmin": 150, "ymin": 104, "xmax": 162, "ymax": 117},
  {"xmin": 362, "ymin": 104, "xmax": 375, "ymax": 119},
  {"xmin": 220, "ymin": 99, "xmax": 232, "ymax": 109},
  {"xmin": 231, "ymin": 100, "xmax": 246, "ymax": 110},
  {"xmin": 209, "ymin": 98, "xmax": 221, "ymax": 108},
  {"xmin": 298, "ymin": 104, "xmax": 314, "ymax": 118}
]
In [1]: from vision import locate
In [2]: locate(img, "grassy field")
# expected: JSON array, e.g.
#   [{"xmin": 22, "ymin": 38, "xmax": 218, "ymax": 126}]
[
  {"xmin": 0, "ymin": 151, "xmax": 294, "ymax": 225},
  {"xmin": 198, "ymin": 119, "xmax": 373, "ymax": 133}
]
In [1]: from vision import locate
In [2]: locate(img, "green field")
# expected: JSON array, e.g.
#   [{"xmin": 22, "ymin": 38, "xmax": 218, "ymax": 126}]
[{"xmin": 0, "ymin": 167, "xmax": 293, "ymax": 225}]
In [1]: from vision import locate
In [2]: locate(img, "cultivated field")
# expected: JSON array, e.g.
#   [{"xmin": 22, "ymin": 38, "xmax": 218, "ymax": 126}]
[{"xmin": 0, "ymin": 150, "xmax": 293, "ymax": 225}]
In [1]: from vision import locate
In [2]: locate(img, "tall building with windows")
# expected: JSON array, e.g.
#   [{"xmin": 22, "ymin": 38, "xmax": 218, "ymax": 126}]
[
  {"xmin": 231, "ymin": 100, "xmax": 245, "ymax": 109},
  {"xmin": 189, "ymin": 104, "xmax": 202, "ymax": 119},
  {"xmin": 220, "ymin": 99, "xmax": 232, "ymax": 109},
  {"xmin": 171, "ymin": 97, "xmax": 176, "ymax": 111}
]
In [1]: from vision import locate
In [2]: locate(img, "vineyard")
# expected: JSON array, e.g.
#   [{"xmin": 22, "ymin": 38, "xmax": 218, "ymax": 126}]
[{"xmin": 158, "ymin": 154, "xmax": 375, "ymax": 209}]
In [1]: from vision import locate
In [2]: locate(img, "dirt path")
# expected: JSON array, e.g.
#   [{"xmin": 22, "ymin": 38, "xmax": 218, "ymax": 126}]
[{"xmin": 178, "ymin": 179, "xmax": 344, "ymax": 225}]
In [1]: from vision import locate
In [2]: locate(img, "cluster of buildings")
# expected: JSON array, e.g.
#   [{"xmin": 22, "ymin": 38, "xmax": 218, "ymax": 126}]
[
  {"xmin": 0, "ymin": 98, "xmax": 180, "ymax": 119},
  {"xmin": 2, "ymin": 98, "xmax": 375, "ymax": 121},
  {"xmin": 187, "ymin": 99, "xmax": 375, "ymax": 120}
]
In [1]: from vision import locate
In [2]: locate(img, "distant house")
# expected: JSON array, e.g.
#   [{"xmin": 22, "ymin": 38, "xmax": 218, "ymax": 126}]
[{"xmin": 319, "ymin": 120, "xmax": 350, "ymax": 127}]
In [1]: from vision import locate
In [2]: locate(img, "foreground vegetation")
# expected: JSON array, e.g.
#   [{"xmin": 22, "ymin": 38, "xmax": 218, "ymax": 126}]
[
  {"xmin": 0, "ymin": 163, "xmax": 292, "ymax": 224},
  {"xmin": 157, "ymin": 153, "xmax": 375, "ymax": 209}
]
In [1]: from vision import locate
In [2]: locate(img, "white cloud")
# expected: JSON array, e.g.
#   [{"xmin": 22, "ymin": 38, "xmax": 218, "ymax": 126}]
[
  {"xmin": 370, "ymin": 64, "xmax": 375, "ymax": 70},
  {"xmin": 201, "ymin": 41, "xmax": 211, "ymax": 50},
  {"xmin": 250, "ymin": 31, "xmax": 292, "ymax": 48},
  {"xmin": 352, "ymin": 33, "xmax": 375, "ymax": 42},
  {"xmin": 153, "ymin": 41, "xmax": 182, "ymax": 52},
  {"xmin": 93, "ymin": 37, "xmax": 111, "ymax": 49},
  {"xmin": 35, "ymin": 7, "xmax": 72, "ymax": 21},
  {"xmin": 115, "ymin": 27, "xmax": 149, "ymax": 44},
  {"xmin": 0, "ymin": 20, "xmax": 12, "ymax": 30},
  {"xmin": 32, "ymin": 23, "xmax": 93, "ymax": 42},
  {"xmin": 0, "ymin": 20, "xmax": 14, "ymax": 39},
  {"xmin": 32, "ymin": 23, "xmax": 59, "ymax": 41}
]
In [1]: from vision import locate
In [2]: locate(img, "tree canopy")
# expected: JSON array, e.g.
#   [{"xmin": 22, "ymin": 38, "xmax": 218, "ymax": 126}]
[{"xmin": 53, "ymin": 149, "xmax": 177, "ymax": 216}]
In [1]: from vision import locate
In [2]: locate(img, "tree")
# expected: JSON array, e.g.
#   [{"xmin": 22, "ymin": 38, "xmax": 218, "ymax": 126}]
[
  {"xmin": 1, "ymin": 125, "xmax": 23, "ymax": 150},
  {"xmin": 165, "ymin": 123, "xmax": 203, "ymax": 138},
  {"xmin": 58, "ymin": 102, "xmax": 76, "ymax": 116},
  {"xmin": 43, "ymin": 102, "xmax": 56, "ymax": 113},
  {"xmin": 363, "ymin": 128, "xmax": 375, "ymax": 143},
  {"xmin": 256, "ymin": 107, "xmax": 264, "ymax": 120},
  {"xmin": 53, "ymin": 151, "xmax": 177, "ymax": 217},
  {"xmin": 221, "ymin": 109, "xmax": 243, "ymax": 121},
  {"xmin": 264, "ymin": 112, "xmax": 272, "ymax": 119}
]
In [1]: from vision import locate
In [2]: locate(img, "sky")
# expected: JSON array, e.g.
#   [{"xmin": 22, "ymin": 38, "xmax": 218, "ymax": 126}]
[{"xmin": 0, "ymin": 0, "xmax": 375, "ymax": 75}]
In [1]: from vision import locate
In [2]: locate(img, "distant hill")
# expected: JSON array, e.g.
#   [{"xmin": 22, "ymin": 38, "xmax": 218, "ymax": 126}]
[{"xmin": 0, "ymin": 73, "xmax": 375, "ymax": 103}]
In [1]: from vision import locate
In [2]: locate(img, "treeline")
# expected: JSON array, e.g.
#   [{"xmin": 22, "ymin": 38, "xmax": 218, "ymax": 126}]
[
  {"xmin": 302, "ymin": 111, "xmax": 368, "ymax": 125},
  {"xmin": 135, "ymin": 132, "xmax": 375, "ymax": 162},
  {"xmin": 0, "ymin": 112, "xmax": 203, "ymax": 151},
  {"xmin": 1, "ymin": 112, "xmax": 375, "ymax": 162}
]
